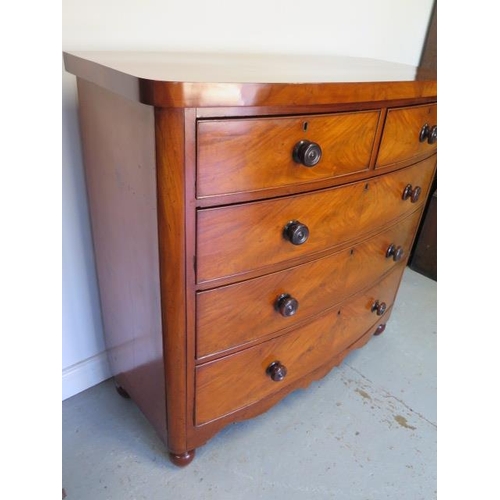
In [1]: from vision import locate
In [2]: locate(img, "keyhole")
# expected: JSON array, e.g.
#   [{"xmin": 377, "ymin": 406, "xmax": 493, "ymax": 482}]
[
  {"xmin": 364, "ymin": 183, "xmax": 369, "ymax": 191},
  {"xmin": 303, "ymin": 122, "xmax": 308, "ymax": 132}
]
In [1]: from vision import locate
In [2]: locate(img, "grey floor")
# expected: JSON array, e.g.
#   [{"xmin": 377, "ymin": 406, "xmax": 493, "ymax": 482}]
[{"xmin": 62, "ymin": 268, "xmax": 436, "ymax": 500}]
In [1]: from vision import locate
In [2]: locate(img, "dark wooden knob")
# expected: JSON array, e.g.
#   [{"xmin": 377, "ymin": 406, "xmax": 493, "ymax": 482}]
[
  {"xmin": 275, "ymin": 294, "xmax": 299, "ymax": 317},
  {"xmin": 410, "ymin": 186, "xmax": 422, "ymax": 203},
  {"xmin": 419, "ymin": 123, "xmax": 429, "ymax": 142},
  {"xmin": 402, "ymin": 184, "xmax": 422, "ymax": 203},
  {"xmin": 428, "ymin": 125, "xmax": 437, "ymax": 144},
  {"xmin": 374, "ymin": 324, "xmax": 386, "ymax": 336},
  {"xmin": 386, "ymin": 244, "xmax": 404, "ymax": 262},
  {"xmin": 292, "ymin": 140, "xmax": 322, "ymax": 167},
  {"xmin": 284, "ymin": 220, "xmax": 309, "ymax": 245},
  {"xmin": 371, "ymin": 300, "xmax": 387, "ymax": 316},
  {"xmin": 267, "ymin": 361, "xmax": 287, "ymax": 382}
]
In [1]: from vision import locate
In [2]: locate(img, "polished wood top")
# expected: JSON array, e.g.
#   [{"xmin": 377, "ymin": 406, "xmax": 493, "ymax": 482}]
[
  {"xmin": 63, "ymin": 51, "xmax": 437, "ymax": 108},
  {"xmin": 65, "ymin": 51, "xmax": 423, "ymax": 84}
]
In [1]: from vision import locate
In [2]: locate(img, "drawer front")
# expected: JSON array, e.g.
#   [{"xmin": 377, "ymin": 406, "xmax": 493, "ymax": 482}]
[
  {"xmin": 197, "ymin": 155, "xmax": 435, "ymax": 283},
  {"xmin": 197, "ymin": 111, "xmax": 379, "ymax": 197},
  {"xmin": 196, "ymin": 210, "xmax": 421, "ymax": 358},
  {"xmin": 376, "ymin": 103, "xmax": 437, "ymax": 168},
  {"xmin": 195, "ymin": 266, "xmax": 403, "ymax": 425}
]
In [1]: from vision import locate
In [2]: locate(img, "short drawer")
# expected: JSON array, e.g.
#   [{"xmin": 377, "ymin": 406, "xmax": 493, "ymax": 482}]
[
  {"xmin": 376, "ymin": 103, "xmax": 437, "ymax": 168},
  {"xmin": 197, "ymin": 111, "xmax": 379, "ymax": 197},
  {"xmin": 195, "ymin": 266, "xmax": 403, "ymax": 425},
  {"xmin": 196, "ymin": 210, "xmax": 421, "ymax": 358},
  {"xmin": 197, "ymin": 155, "xmax": 436, "ymax": 284}
]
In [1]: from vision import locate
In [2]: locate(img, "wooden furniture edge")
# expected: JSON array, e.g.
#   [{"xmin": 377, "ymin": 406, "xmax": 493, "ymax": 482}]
[{"xmin": 63, "ymin": 52, "xmax": 436, "ymax": 108}]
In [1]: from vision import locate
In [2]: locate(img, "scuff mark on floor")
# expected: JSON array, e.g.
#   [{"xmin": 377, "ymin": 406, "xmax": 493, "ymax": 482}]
[
  {"xmin": 355, "ymin": 388, "xmax": 372, "ymax": 400},
  {"xmin": 394, "ymin": 415, "xmax": 416, "ymax": 430}
]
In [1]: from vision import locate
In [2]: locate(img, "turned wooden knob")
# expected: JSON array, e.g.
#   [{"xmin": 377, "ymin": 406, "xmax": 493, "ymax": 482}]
[
  {"xmin": 371, "ymin": 300, "xmax": 387, "ymax": 316},
  {"xmin": 275, "ymin": 294, "xmax": 299, "ymax": 317},
  {"xmin": 386, "ymin": 244, "xmax": 404, "ymax": 262},
  {"xmin": 428, "ymin": 125, "xmax": 437, "ymax": 144},
  {"xmin": 374, "ymin": 324, "xmax": 386, "ymax": 336},
  {"xmin": 292, "ymin": 140, "xmax": 322, "ymax": 167},
  {"xmin": 419, "ymin": 123, "xmax": 430, "ymax": 142},
  {"xmin": 284, "ymin": 220, "xmax": 309, "ymax": 245},
  {"xmin": 402, "ymin": 184, "xmax": 422, "ymax": 203},
  {"xmin": 267, "ymin": 361, "xmax": 287, "ymax": 382}
]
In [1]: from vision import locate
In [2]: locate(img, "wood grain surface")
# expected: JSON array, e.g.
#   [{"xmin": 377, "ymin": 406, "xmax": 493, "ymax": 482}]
[
  {"xmin": 196, "ymin": 210, "xmax": 421, "ymax": 359},
  {"xmin": 155, "ymin": 108, "xmax": 190, "ymax": 455},
  {"xmin": 63, "ymin": 51, "xmax": 436, "ymax": 108},
  {"xmin": 76, "ymin": 79, "xmax": 167, "ymax": 443},
  {"xmin": 376, "ymin": 103, "xmax": 437, "ymax": 168},
  {"xmin": 197, "ymin": 156, "xmax": 436, "ymax": 284},
  {"xmin": 195, "ymin": 266, "xmax": 403, "ymax": 425},
  {"xmin": 197, "ymin": 111, "xmax": 379, "ymax": 197}
]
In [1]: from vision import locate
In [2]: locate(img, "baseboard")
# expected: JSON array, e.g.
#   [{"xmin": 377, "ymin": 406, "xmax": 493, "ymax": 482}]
[{"xmin": 62, "ymin": 351, "xmax": 112, "ymax": 400}]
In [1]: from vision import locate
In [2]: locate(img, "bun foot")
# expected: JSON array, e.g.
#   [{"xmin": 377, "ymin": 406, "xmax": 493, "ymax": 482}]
[
  {"xmin": 169, "ymin": 449, "xmax": 196, "ymax": 467},
  {"xmin": 374, "ymin": 323, "xmax": 386, "ymax": 336},
  {"xmin": 115, "ymin": 384, "xmax": 131, "ymax": 399}
]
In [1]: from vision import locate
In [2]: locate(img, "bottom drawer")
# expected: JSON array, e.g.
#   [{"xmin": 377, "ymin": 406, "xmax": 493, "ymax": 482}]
[{"xmin": 195, "ymin": 266, "xmax": 403, "ymax": 425}]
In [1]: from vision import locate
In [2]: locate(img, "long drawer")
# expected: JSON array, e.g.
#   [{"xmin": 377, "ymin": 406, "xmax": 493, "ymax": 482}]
[
  {"xmin": 197, "ymin": 111, "xmax": 379, "ymax": 197},
  {"xmin": 196, "ymin": 210, "xmax": 421, "ymax": 359},
  {"xmin": 195, "ymin": 266, "xmax": 403, "ymax": 425},
  {"xmin": 197, "ymin": 155, "xmax": 436, "ymax": 284}
]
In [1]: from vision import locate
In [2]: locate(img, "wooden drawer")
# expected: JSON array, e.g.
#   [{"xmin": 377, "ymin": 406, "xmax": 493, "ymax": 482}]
[
  {"xmin": 197, "ymin": 111, "xmax": 379, "ymax": 197},
  {"xmin": 376, "ymin": 103, "xmax": 437, "ymax": 168},
  {"xmin": 197, "ymin": 155, "xmax": 436, "ymax": 284},
  {"xmin": 196, "ymin": 210, "xmax": 421, "ymax": 359},
  {"xmin": 195, "ymin": 266, "xmax": 403, "ymax": 425}
]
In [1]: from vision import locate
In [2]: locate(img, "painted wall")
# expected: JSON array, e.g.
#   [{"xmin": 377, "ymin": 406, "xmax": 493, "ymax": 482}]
[{"xmin": 62, "ymin": 0, "xmax": 435, "ymax": 399}]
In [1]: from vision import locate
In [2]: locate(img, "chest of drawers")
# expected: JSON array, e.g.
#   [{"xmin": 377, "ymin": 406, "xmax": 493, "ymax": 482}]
[{"xmin": 64, "ymin": 52, "xmax": 437, "ymax": 466}]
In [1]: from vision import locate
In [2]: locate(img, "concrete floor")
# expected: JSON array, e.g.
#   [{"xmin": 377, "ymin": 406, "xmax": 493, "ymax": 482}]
[{"xmin": 62, "ymin": 268, "xmax": 436, "ymax": 500}]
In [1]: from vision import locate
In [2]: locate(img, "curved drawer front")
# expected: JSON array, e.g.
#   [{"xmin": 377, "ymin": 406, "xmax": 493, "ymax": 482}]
[
  {"xmin": 376, "ymin": 103, "xmax": 437, "ymax": 168},
  {"xmin": 197, "ymin": 155, "xmax": 435, "ymax": 283},
  {"xmin": 196, "ymin": 210, "xmax": 421, "ymax": 359},
  {"xmin": 195, "ymin": 266, "xmax": 403, "ymax": 425},
  {"xmin": 197, "ymin": 111, "xmax": 379, "ymax": 197}
]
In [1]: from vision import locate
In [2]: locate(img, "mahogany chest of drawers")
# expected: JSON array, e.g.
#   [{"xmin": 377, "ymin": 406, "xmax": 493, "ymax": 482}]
[{"xmin": 64, "ymin": 52, "xmax": 437, "ymax": 466}]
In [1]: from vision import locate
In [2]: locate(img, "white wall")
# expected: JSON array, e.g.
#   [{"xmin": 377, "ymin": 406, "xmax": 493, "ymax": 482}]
[{"xmin": 62, "ymin": 0, "xmax": 435, "ymax": 399}]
